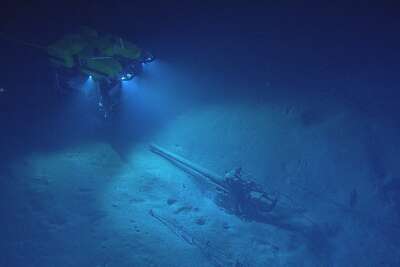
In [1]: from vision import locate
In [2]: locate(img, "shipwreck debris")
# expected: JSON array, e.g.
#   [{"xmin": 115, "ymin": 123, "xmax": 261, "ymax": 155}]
[
  {"xmin": 149, "ymin": 144, "xmax": 313, "ymax": 231},
  {"xmin": 149, "ymin": 209, "xmax": 232, "ymax": 267}
]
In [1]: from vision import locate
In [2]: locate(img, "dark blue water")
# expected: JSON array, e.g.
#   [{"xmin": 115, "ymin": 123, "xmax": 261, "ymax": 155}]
[{"xmin": 1, "ymin": 2, "xmax": 400, "ymax": 266}]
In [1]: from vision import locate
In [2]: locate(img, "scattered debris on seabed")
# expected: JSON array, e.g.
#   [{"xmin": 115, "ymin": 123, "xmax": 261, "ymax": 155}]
[{"xmin": 150, "ymin": 209, "xmax": 251, "ymax": 267}]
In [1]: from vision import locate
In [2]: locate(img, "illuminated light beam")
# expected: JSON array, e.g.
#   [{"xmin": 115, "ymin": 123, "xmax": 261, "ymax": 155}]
[
  {"xmin": 81, "ymin": 75, "xmax": 96, "ymax": 94},
  {"xmin": 121, "ymin": 78, "xmax": 139, "ymax": 93},
  {"xmin": 142, "ymin": 60, "xmax": 158, "ymax": 72}
]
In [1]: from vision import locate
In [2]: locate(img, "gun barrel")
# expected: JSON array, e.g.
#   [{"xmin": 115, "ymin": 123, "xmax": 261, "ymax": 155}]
[{"xmin": 149, "ymin": 144, "xmax": 228, "ymax": 191}]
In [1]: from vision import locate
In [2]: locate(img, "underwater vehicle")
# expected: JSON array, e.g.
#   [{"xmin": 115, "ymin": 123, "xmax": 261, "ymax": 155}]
[
  {"xmin": 47, "ymin": 27, "xmax": 155, "ymax": 119},
  {"xmin": 1, "ymin": 27, "xmax": 154, "ymax": 119}
]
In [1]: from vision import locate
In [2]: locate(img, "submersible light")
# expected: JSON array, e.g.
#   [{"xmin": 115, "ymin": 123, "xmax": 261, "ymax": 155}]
[
  {"xmin": 121, "ymin": 73, "xmax": 133, "ymax": 81},
  {"xmin": 141, "ymin": 51, "xmax": 155, "ymax": 64}
]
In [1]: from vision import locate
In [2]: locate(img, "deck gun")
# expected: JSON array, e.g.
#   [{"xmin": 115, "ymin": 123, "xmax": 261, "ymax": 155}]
[{"xmin": 149, "ymin": 144, "xmax": 278, "ymax": 221}]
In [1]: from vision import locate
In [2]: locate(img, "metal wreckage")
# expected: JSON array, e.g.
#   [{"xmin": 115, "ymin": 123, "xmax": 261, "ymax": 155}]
[{"xmin": 149, "ymin": 144, "xmax": 320, "ymax": 266}]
